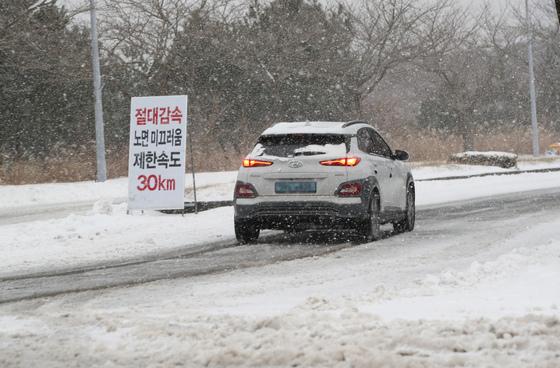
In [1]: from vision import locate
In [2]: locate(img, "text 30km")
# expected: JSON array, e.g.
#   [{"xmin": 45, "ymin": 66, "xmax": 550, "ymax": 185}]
[{"xmin": 137, "ymin": 175, "xmax": 176, "ymax": 191}]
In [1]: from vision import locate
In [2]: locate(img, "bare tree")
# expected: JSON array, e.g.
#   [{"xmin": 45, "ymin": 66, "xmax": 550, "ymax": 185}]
[
  {"xmin": 101, "ymin": 0, "xmax": 188, "ymax": 75},
  {"xmin": 100, "ymin": 0, "xmax": 223, "ymax": 93},
  {"xmin": 416, "ymin": 4, "xmax": 537, "ymax": 151},
  {"xmin": 339, "ymin": 0, "xmax": 471, "ymax": 111}
]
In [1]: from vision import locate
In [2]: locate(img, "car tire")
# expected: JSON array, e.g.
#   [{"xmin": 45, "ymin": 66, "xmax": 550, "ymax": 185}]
[
  {"xmin": 359, "ymin": 193, "xmax": 382, "ymax": 241},
  {"xmin": 235, "ymin": 220, "xmax": 260, "ymax": 244},
  {"xmin": 393, "ymin": 182, "xmax": 415, "ymax": 233}
]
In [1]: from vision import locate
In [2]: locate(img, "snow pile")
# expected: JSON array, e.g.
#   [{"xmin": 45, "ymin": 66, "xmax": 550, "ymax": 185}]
[
  {"xmin": 449, "ymin": 151, "xmax": 518, "ymax": 168},
  {"xmin": 453, "ymin": 151, "xmax": 518, "ymax": 160},
  {"xmin": 420, "ymin": 247, "xmax": 534, "ymax": 289},
  {"xmin": 1, "ymin": 306, "xmax": 559, "ymax": 367},
  {"xmin": 91, "ymin": 199, "xmax": 115, "ymax": 215},
  {"xmin": 172, "ymin": 313, "xmax": 560, "ymax": 368}
]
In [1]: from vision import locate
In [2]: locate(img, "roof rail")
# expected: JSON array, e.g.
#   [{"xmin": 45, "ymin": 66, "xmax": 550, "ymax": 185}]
[{"xmin": 342, "ymin": 120, "xmax": 368, "ymax": 128}]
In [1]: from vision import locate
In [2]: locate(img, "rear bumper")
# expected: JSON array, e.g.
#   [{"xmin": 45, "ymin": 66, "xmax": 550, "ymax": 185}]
[{"xmin": 234, "ymin": 199, "xmax": 368, "ymax": 230}]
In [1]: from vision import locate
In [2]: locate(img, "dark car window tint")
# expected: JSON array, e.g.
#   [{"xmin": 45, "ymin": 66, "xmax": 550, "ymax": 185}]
[
  {"xmin": 370, "ymin": 129, "xmax": 392, "ymax": 157},
  {"xmin": 358, "ymin": 128, "xmax": 392, "ymax": 157},
  {"xmin": 254, "ymin": 134, "xmax": 349, "ymax": 158},
  {"xmin": 357, "ymin": 129, "xmax": 374, "ymax": 153}
]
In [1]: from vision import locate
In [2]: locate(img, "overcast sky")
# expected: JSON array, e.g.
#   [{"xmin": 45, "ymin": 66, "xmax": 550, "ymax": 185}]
[
  {"xmin": 460, "ymin": 0, "xmax": 527, "ymax": 15},
  {"xmin": 60, "ymin": 0, "xmax": 543, "ymax": 23},
  {"xmin": 61, "ymin": 0, "xmax": 529, "ymax": 13}
]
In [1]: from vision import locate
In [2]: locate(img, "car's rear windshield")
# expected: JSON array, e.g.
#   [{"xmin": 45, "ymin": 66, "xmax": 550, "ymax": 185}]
[{"xmin": 252, "ymin": 134, "xmax": 349, "ymax": 158}]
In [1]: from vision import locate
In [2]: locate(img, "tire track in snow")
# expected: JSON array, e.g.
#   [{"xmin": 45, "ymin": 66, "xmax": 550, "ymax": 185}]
[{"xmin": 0, "ymin": 238, "xmax": 359, "ymax": 304}]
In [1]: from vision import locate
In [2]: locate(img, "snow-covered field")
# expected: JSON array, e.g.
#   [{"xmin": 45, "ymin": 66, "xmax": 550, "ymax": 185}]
[{"xmin": 1, "ymin": 160, "xmax": 560, "ymax": 367}]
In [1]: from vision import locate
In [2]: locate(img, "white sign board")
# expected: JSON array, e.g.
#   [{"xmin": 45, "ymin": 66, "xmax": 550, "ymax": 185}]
[{"xmin": 128, "ymin": 95, "xmax": 188, "ymax": 210}]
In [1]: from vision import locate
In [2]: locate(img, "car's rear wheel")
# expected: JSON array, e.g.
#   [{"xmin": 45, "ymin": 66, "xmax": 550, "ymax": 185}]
[
  {"xmin": 359, "ymin": 193, "xmax": 382, "ymax": 241},
  {"xmin": 393, "ymin": 182, "xmax": 415, "ymax": 233},
  {"xmin": 235, "ymin": 220, "xmax": 260, "ymax": 244}
]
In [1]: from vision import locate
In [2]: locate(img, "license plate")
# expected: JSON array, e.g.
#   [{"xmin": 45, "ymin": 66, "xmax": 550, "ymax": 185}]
[{"xmin": 275, "ymin": 181, "xmax": 316, "ymax": 194}]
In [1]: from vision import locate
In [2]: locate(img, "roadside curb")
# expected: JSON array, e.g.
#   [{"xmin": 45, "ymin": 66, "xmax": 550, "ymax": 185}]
[{"xmin": 416, "ymin": 166, "xmax": 560, "ymax": 182}]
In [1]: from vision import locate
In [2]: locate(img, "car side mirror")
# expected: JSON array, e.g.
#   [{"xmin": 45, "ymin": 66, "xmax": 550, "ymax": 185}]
[{"xmin": 394, "ymin": 150, "xmax": 409, "ymax": 161}]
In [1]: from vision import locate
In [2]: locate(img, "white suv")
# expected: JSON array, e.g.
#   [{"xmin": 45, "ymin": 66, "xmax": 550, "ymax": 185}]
[{"xmin": 233, "ymin": 121, "xmax": 415, "ymax": 243}]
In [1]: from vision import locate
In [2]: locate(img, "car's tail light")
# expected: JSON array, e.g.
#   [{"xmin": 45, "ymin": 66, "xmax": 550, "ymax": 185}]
[
  {"xmin": 242, "ymin": 158, "xmax": 273, "ymax": 168},
  {"xmin": 234, "ymin": 181, "xmax": 258, "ymax": 198},
  {"xmin": 336, "ymin": 182, "xmax": 363, "ymax": 197},
  {"xmin": 320, "ymin": 157, "xmax": 361, "ymax": 167}
]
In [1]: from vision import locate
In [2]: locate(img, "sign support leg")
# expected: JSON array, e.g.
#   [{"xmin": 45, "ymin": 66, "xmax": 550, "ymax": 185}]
[{"xmin": 189, "ymin": 132, "xmax": 198, "ymax": 214}]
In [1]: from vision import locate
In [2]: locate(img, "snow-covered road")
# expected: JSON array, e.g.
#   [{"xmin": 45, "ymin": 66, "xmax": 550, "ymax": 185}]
[
  {"xmin": 1, "ymin": 187, "xmax": 559, "ymax": 305},
  {"xmin": 1, "ymin": 186, "xmax": 560, "ymax": 367}
]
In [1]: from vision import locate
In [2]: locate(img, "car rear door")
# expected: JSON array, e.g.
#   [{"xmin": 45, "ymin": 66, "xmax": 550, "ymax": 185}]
[
  {"xmin": 390, "ymin": 159, "xmax": 409, "ymax": 210},
  {"xmin": 356, "ymin": 128, "xmax": 392, "ymax": 210},
  {"xmin": 369, "ymin": 129, "xmax": 406, "ymax": 210}
]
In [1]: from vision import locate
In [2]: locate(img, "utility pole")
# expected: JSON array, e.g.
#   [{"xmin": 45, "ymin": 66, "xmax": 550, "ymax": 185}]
[
  {"xmin": 525, "ymin": 0, "xmax": 539, "ymax": 157},
  {"xmin": 89, "ymin": 0, "xmax": 107, "ymax": 181}
]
